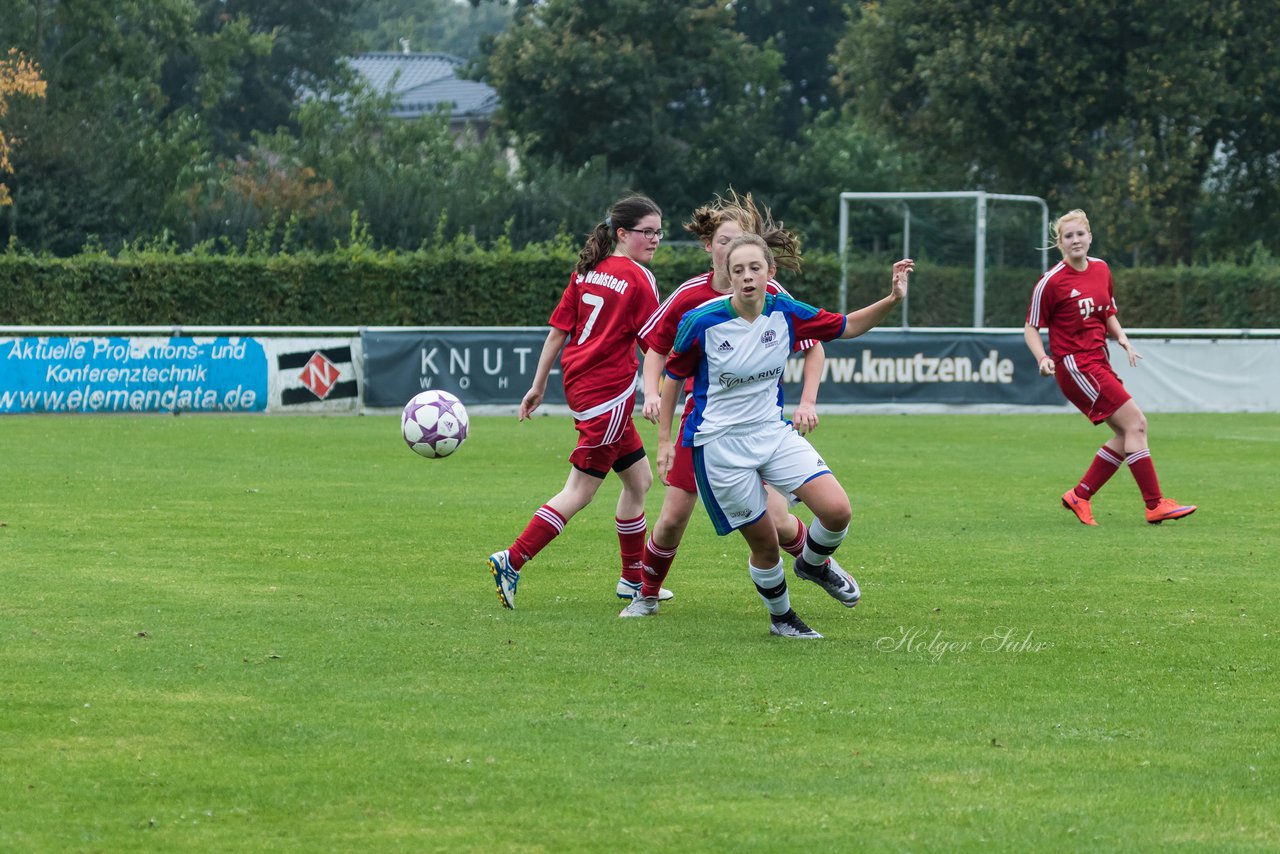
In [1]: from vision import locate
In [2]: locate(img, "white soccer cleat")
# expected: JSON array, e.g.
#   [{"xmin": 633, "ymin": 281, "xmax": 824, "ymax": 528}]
[
  {"xmin": 768, "ymin": 609, "xmax": 823, "ymax": 639},
  {"xmin": 616, "ymin": 578, "xmax": 673, "ymax": 601},
  {"xmin": 619, "ymin": 596, "xmax": 660, "ymax": 618}
]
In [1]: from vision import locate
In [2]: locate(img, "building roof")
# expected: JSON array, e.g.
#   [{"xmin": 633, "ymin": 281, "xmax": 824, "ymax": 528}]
[{"xmin": 346, "ymin": 52, "xmax": 498, "ymax": 120}]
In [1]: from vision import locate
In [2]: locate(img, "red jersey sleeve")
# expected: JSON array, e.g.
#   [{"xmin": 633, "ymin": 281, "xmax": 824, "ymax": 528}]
[
  {"xmin": 639, "ymin": 274, "xmax": 713, "ymax": 355},
  {"xmin": 665, "ymin": 339, "xmax": 702, "ymax": 380},
  {"xmin": 792, "ymin": 306, "xmax": 848, "ymax": 342}
]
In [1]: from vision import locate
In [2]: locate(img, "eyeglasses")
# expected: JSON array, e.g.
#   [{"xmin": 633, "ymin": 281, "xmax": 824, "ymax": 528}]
[{"xmin": 624, "ymin": 228, "xmax": 664, "ymax": 241}]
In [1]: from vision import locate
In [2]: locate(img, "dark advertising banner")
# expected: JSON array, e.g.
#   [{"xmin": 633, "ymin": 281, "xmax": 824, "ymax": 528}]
[
  {"xmin": 362, "ymin": 329, "xmax": 1060, "ymax": 408},
  {"xmin": 1, "ymin": 336, "xmax": 268, "ymax": 413},
  {"xmin": 782, "ymin": 331, "xmax": 1063, "ymax": 405},
  {"xmin": 363, "ymin": 328, "xmax": 564, "ymax": 408}
]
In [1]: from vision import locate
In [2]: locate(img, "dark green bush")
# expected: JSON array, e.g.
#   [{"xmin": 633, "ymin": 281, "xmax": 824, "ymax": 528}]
[{"xmin": 2, "ymin": 246, "xmax": 1276, "ymax": 328}]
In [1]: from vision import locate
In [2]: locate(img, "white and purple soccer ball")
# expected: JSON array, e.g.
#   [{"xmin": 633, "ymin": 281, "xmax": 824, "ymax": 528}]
[{"xmin": 401, "ymin": 390, "xmax": 469, "ymax": 458}]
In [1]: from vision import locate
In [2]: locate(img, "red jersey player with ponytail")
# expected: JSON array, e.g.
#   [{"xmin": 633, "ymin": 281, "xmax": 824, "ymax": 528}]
[
  {"xmin": 488, "ymin": 195, "xmax": 668, "ymax": 609},
  {"xmin": 1024, "ymin": 208, "xmax": 1196, "ymax": 526}
]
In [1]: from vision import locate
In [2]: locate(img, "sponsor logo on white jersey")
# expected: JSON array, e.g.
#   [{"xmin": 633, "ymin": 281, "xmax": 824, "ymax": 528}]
[{"xmin": 719, "ymin": 365, "xmax": 784, "ymax": 389}]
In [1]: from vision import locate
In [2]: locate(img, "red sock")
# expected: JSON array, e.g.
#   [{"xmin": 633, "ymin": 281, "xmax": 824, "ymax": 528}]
[
  {"xmin": 780, "ymin": 515, "xmax": 807, "ymax": 558},
  {"xmin": 617, "ymin": 514, "xmax": 647, "ymax": 584},
  {"xmin": 1075, "ymin": 445, "xmax": 1124, "ymax": 499},
  {"xmin": 1125, "ymin": 449, "xmax": 1163, "ymax": 508},
  {"xmin": 509, "ymin": 505, "xmax": 567, "ymax": 570},
  {"xmin": 640, "ymin": 536, "xmax": 677, "ymax": 598}
]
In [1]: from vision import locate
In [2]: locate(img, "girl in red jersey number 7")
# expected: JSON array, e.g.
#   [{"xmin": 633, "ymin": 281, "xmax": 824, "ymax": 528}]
[
  {"xmin": 488, "ymin": 195, "xmax": 668, "ymax": 609},
  {"xmin": 1024, "ymin": 209, "xmax": 1196, "ymax": 526}
]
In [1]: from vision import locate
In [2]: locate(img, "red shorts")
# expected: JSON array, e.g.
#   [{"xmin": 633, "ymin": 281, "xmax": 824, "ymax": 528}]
[
  {"xmin": 666, "ymin": 434, "xmax": 697, "ymax": 493},
  {"xmin": 1055, "ymin": 350, "xmax": 1131, "ymax": 424},
  {"xmin": 664, "ymin": 406, "xmax": 698, "ymax": 493},
  {"xmin": 568, "ymin": 395, "xmax": 645, "ymax": 475}
]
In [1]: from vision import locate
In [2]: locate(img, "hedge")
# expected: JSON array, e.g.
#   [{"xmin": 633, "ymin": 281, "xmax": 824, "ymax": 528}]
[{"xmin": 2, "ymin": 247, "xmax": 1277, "ymax": 328}]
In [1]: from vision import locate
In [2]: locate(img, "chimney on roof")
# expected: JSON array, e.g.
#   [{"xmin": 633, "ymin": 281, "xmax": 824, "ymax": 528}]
[{"xmin": 399, "ymin": 38, "xmax": 410, "ymax": 55}]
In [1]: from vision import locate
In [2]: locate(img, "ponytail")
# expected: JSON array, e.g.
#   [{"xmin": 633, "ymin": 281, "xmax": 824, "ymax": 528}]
[{"xmin": 574, "ymin": 194, "xmax": 662, "ymax": 276}]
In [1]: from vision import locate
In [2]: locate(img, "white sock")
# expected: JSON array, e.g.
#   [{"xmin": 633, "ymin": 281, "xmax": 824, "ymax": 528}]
[
  {"xmin": 749, "ymin": 558, "xmax": 790, "ymax": 616},
  {"xmin": 801, "ymin": 518, "xmax": 848, "ymax": 568}
]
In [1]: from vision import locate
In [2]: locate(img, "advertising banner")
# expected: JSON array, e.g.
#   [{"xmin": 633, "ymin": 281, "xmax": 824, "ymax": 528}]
[
  {"xmin": 6, "ymin": 329, "xmax": 1272, "ymax": 414},
  {"xmin": 267, "ymin": 338, "xmax": 361, "ymax": 412},
  {"xmin": 1, "ymin": 336, "xmax": 267, "ymax": 414},
  {"xmin": 362, "ymin": 328, "xmax": 563, "ymax": 408},
  {"xmin": 781, "ymin": 331, "xmax": 1062, "ymax": 406},
  {"xmin": 361, "ymin": 329, "xmax": 1063, "ymax": 408},
  {"xmin": 1114, "ymin": 337, "xmax": 1280, "ymax": 413}
]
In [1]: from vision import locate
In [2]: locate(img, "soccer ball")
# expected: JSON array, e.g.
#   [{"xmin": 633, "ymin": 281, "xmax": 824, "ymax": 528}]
[{"xmin": 401, "ymin": 390, "xmax": 469, "ymax": 458}]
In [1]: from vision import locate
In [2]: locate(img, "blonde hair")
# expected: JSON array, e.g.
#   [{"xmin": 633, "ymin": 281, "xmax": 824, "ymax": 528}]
[
  {"xmin": 684, "ymin": 189, "xmax": 802, "ymax": 271},
  {"xmin": 1050, "ymin": 209, "xmax": 1091, "ymax": 248}
]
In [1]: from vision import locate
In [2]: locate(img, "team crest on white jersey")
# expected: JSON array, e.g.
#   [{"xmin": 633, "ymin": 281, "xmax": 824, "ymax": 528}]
[{"xmin": 761, "ymin": 330, "xmax": 778, "ymax": 347}]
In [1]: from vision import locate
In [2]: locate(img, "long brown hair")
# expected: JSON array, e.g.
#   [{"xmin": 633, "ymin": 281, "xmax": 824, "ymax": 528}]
[
  {"xmin": 574, "ymin": 194, "xmax": 662, "ymax": 276},
  {"xmin": 684, "ymin": 189, "xmax": 802, "ymax": 272}
]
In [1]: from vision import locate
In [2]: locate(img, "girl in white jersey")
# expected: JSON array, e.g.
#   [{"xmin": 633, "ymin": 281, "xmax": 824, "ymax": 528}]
[
  {"xmin": 622, "ymin": 191, "xmax": 829, "ymax": 617},
  {"xmin": 658, "ymin": 234, "xmax": 913, "ymax": 638}
]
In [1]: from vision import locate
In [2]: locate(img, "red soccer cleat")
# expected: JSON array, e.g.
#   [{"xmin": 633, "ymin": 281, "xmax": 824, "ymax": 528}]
[
  {"xmin": 1061, "ymin": 489, "xmax": 1098, "ymax": 526},
  {"xmin": 1146, "ymin": 499, "xmax": 1197, "ymax": 524}
]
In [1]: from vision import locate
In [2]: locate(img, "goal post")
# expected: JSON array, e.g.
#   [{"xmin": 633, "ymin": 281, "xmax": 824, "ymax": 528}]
[{"xmin": 838, "ymin": 191, "xmax": 1049, "ymax": 327}]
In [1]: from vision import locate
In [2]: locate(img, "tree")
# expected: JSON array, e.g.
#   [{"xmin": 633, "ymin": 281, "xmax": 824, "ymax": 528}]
[
  {"xmin": 836, "ymin": 0, "xmax": 1280, "ymax": 262},
  {"xmin": 0, "ymin": 48, "xmax": 46, "ymax": 206},
  {"xmin": 161, "ymin": 0, "xmax": 362, "ymax": 155},
  {"xmin": 733, "ymin": 0, "xmax": 852, "ymax": 135},
  {"xmin": 0, "ymin": 0, "xmax": 366, "ymax": 252},
  {"xmin": 0, "ymin": 0, "xmax": 206, "ymax": 252},
  {"xmin": 773, "ymin": 110, "xmax": 929, "ymax": 252},
  {"xmin": 477, "ymin": 0, "xmax": 790, "ymax": 216}
]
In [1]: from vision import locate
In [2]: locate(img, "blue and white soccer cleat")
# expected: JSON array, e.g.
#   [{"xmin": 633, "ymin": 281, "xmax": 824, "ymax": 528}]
[{"xmin": 489, "ymin": 550, "xmax": 520, "ymax": 609}]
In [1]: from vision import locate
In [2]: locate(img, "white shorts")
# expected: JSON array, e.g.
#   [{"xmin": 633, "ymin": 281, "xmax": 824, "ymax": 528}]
[{"xmin": 692, "ymin": 421, "xmax": 831, "ymax": 536}]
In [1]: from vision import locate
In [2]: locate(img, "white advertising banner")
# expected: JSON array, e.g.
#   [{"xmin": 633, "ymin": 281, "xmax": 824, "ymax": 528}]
[
  {"xmin": 265, "ymin": 338, "xmax": 362, "ymax": 413},
  {"xmin": 1112, "ymin": 338, "xmax": 1280, "ymax": 413}
]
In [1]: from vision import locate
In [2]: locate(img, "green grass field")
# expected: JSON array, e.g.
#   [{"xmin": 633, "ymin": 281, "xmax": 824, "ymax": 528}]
[{"xmin": 3, "ymin": 412, "xmax": 1277, "ymax": 852}]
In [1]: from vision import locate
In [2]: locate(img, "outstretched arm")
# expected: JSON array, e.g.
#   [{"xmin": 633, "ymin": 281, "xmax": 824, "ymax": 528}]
[
  {"xmin": 520, "ymin": 326, "xmax": 569, "ymax": 420},
  {"xmin": 840, "ymin": 258, "xmax": 914, "ymax": 339}
]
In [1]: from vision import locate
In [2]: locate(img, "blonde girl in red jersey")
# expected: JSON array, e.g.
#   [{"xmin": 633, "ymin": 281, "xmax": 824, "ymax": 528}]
[
  {"xmin": 488, "ymin": 195, "xmax": 665, "ymax": 609},
  {"xmin": 620, "ymin": 192, "xmax": 858, "ymax": 619},
  {"xmin": 1024, "ymin": 209, "xmax": 1196, "ymax": 526}
]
